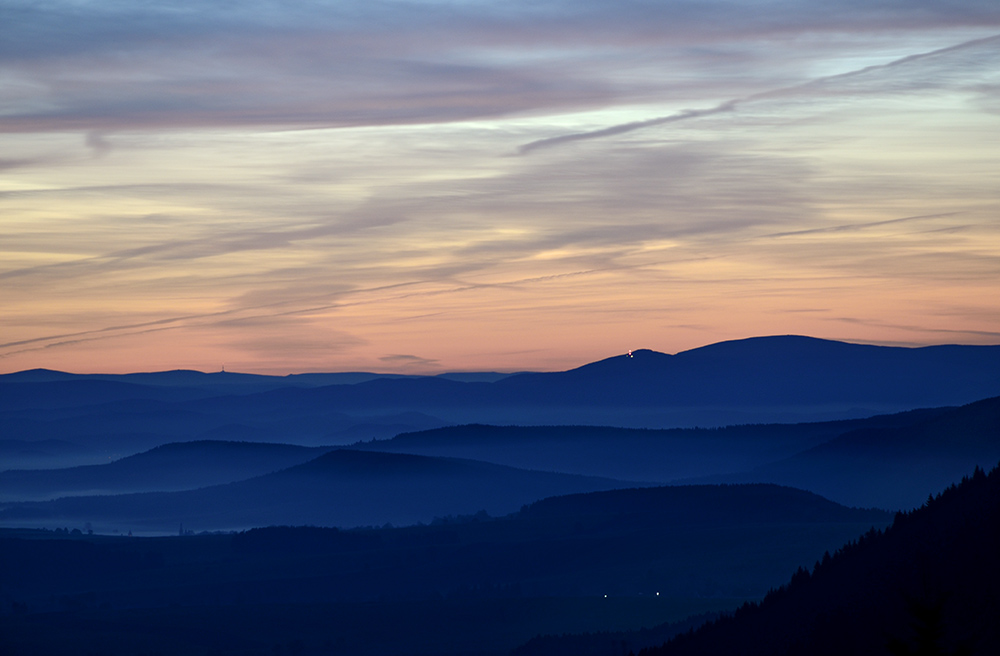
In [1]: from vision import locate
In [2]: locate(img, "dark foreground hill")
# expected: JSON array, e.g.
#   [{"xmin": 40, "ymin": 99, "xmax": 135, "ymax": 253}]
[
  {"xmin": 0, "ymin": 484, "xmax": 890, "ymax": 656},
  {"xmin": 0, "ymin": 441, "xmax": 332, "ymax": 502},
  {"xmin": 636, "ymin": 462, "xmax": 1000, "ymax": 656},
  {"xmin": 0, "ymin": 449, "xmax": 640, "ymax": 534}
]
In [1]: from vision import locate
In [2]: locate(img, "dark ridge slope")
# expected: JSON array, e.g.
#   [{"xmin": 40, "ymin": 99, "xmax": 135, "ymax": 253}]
[
  {"xmin": 641, "ymin": 462, "xmax": 1000, "ymax": 656},
  {"xmin": 0, "ymin": 482, "xmax": 892, "ymax": 611},
  {"xmin": 521, "ymin": 484, "xmax": 889, "ymax": 526}
]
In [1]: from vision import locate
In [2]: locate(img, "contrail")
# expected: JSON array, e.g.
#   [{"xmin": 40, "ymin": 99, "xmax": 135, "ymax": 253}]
[
  {"xmin": 516, "ymin": 34, "xmax": 1000, "ymax": 155},
  {"xmin": 517, "ymin": 101, "xmax": 738, "ymax": 154},
  {"xmin": 761, "ymin": 212, "xmax": 962, "ymax": 239}
]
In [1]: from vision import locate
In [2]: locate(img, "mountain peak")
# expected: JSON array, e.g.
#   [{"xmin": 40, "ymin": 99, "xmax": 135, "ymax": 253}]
[{"xmin": 566, "ymin": 347, "xmax": 672, "ymax": 373}]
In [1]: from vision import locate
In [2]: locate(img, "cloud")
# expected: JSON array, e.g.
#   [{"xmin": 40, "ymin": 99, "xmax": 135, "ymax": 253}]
[
  {"xmin": 0, "ymin": 157, "xmax": 41, "ymax": 171},
  {"xmin": 0, "ymin": 212, "xmax": 406, "ymax": 283},
  {"xmin": 831, "ymin": 317, "xmax": 1000, "ymax": 342},
  {"xmin": 227, "ymin": 323, "xmax": 367, "ymax": 357},
  {"xmin": 85, "ymin": 131, "xmax": 112, "ymax": 157},
  {"xmin": 517, "ymin": 34, "xmax": 1000, "ymax": 154},
  {"xmin": 761, "ymin": 213, "xmax": 962, "ymax": 239},
  {"xmin": 3, "ymin": 2, "xmax": 999, "ymax": 373},
  {"xmin": 379, "ymin": 354, "xmax": 440, "ymax": 368},
  {"xmin": 3, "ymin": 2, "xmax": 999, "ymax": 133},
  {"xmin": 517, "ymin": 101, "xmax": 738, "ymax": 154}
]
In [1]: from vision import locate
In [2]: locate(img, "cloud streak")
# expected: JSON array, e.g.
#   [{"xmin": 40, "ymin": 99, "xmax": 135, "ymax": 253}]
[
  {"xmin": 517, "ymin": 34, "xmax": 1000, "ymax": 154},
  {"xmin": 761, "ymin": 213, "xmax": 963, "ymax": 239},
  {"xmin": 3, "ymin": 2, "xmax": 999, "ymax": 133},
  {"xmin": 517, "ymin": 101, "xmax": 738, "ymax": 154}
]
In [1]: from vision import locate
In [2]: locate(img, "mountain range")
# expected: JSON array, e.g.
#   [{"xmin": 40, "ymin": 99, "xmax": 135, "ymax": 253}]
[
  {"xmin": 3, "ymin": 392, "xmax": 998, "ymax": 533},
  {"xmin": 3, "ymin": 335, "xmax": 1000, "ymax": 469},
  {"xmin": 3, "ymin": 334, "xmax": 1000, "ymax": 654}
]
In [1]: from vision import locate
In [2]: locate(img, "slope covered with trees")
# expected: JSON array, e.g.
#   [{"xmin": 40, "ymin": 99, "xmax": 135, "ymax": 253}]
[
  {"xmin": 639, "ymin": 462, "xmax": 1000, "ymax": 656},
  {"xmin": 0, "ymin": 484, "xmax": 890, "ymax": 656}
]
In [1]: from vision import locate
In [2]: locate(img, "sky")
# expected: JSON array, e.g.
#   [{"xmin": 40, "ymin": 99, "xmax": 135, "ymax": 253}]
[{"xmin": 1, "ymin": 0, "xmax": 999, "ymax": 374}]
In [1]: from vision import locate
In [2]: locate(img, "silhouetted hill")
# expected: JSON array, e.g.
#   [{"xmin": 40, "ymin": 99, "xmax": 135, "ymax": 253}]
[
  {"xmin": 512, "ymin": 612, "xmax": 722, "ymax": 656},
  {"xmin": 498, "ymin": 336, "xmax": 1000, "ymax": 406},
  {"xmin": 0, "ymin": 395, "xmax": 447, "ymax": 462},
  {"xmin": 0, "ymin": 379, "xmax": 210, "ymax": 411},
  {"xmin": 354, "ymin": 409, "xmax": 953, "ymax": 483},
  {"xmin": 0, "ymin": 368, "xmax": 422, "ymax": 394},
  {"xmin": 0, "ymin": 368, "xmax": 74, "ymax": 382},
  {"xmin": 4, "ymin": 338, "xmax": 1000, "ymax": 454},
  {"xmin": 638, "ymin": 462, "xmax": 1000, "ymax": 656},
  {"xmin": 190, "ymin": 337, "xmax": 1000, "ymax": 426},
  {"xmin": 697, "ymin": 395, "xmax": 1000, "ymax": 509},
  {"xmin": 0, "ymin": 483, "xmax": 892, "ymax": 656},
  {"xmin": 0, "ymin": 449, "xmax": 640, "ymax": 533},
  {"xmin": 520, "ymin": 484, "xmax": 889, "ymax": 526},
  {"xmin": 0, "ymin": 483, "xmax": 889, "ymax": 604},
  {"xmin": 0, "ymin": 441, "xmax": 331, "ymax": 502}
]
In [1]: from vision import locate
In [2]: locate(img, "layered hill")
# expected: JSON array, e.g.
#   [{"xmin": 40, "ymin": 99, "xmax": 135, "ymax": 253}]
[
  {"xmin": 695, "ymin": 395, "xmax": 1000, "ymax": 509},
  {"xmin": 355, "ymin": 396, "xmax": 1000, "ymax": 510},
  {"xmin": 3, "ymin": 336, "xmax": 1000, "ymax": 466},
  {"xmin": 174, "ymin": 336, "xmax": 1000, "ymax": 426},
  {"xmin": 0, "ymin": 441, "xmax": 331, "ymax": 502},
  {"xmin": 497, "ymin": 336, "xmax": 1000, "ymax": 408},
  {"xmin": 0, "ymin": 449, "xmax": 639, "ymax": 534},
  {"xmin": 353, "ymin": 407, "xmax": 952, "ymax": 484}
]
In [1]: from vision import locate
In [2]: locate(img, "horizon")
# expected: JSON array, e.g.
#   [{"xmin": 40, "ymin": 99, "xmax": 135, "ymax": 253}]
[
  {"xmin": 3, "ymin": 2, "xmax": 999, "ymax": 376},
  {"xmin": 4, "ymin": 333, "xmax": 1000, "ymax": 377}
]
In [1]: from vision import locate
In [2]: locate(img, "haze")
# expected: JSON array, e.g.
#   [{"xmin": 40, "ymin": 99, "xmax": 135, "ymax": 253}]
[{"xmin": 2, "ymin": 1, "xmax": 999, "ymax": 375}]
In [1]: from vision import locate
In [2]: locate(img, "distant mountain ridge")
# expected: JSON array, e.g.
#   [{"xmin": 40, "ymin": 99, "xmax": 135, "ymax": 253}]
[
  {"xmin": 0, "ymin": 449, "xmax": 641, "ymax": 533},
  {"xmin": 0, "ymin": 441, "xmax": 332, "ymax": 502},
  {"xmin": 354, "ymin": 396, "xmax": 1000, "ymax": 510},
  {"xmin": 5, "ymin": 335, "xmax": 1000, "ymax": 410},
  {"xmin": 498, "ymin": 336, "xmax": 1000, "ymax": 407},
  {"xmin": 691, "ymin": 394, "xmax": 1000, "ymax": 509},
  {"xmin": 3, "ymin": 335, "xmax": 1000, "ymax": 465}
]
